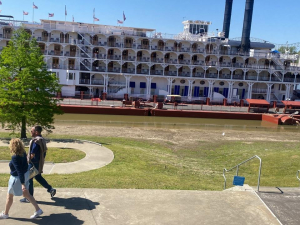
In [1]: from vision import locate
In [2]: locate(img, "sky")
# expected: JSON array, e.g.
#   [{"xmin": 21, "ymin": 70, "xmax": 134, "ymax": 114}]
[{"xmin": 2, "ymin": 0, "xmax": 300, "ymax": 46}]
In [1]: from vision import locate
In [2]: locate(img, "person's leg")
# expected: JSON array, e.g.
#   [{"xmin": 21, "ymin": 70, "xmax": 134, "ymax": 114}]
[
  {"xmin": 32, "ymin": 162, "xmax": 56, "ymax": 197},
  {"xmin": 29, "ymin": 178, "xmax": 34, "ymax": 196},
  {"xmin": 32, "ymin": 162, "xmax": 52, "ymax": 192},
  {"xmin": 35, "ymin": 174, "xmax": 56, "ymax": 197},
  {"xmin": 34, "ymin": 174, "xmax": 52, "ymax": 192},
  {"xmin": 27, "ymin": 163, "xmax": 35, "ymax": 196},
  {"xmin": 4, "ymin": 194, "xmax": 13, "ymax": 215},
  {"xmin": 20, "ymin": 177, "xmax": 33, "ymax": 203},
  {"xmin": 22, "ymin": 189, "xmax": 40, "ymax": 212},
  {"xmin": 20, "ymin": 165, "xmax": 34, "ymax": 203},
  {"xmin": 22, "ymin": 189, "xmax": 43, "ymax": 218}
]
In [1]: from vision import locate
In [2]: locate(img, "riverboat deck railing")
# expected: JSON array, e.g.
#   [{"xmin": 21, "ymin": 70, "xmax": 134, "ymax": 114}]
[{"xmin": 223, "ymin": 155, "xmax": 262, "ymax": 191}]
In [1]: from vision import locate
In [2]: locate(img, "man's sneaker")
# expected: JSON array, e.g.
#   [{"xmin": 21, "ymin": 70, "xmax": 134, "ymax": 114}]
[
  {"xmin": 0, "ymin": 211, "xmax": 9, "ymax": 219},
  {"xmin": 20, "ymin": 198, "xmax": 30, "ymax": 203},
  {"xmin": 50, "ymin": 188, "xmax": 56, "ymax": 198},
  {"xmin": 30, "ymin": 209, "xmax": 43, "ymax": 219}
]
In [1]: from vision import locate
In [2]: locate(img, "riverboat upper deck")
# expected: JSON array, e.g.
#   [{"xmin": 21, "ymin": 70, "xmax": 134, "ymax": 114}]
[{"xmin": 0, "ymin": 9, "xmax": 299, "ymax": 103}]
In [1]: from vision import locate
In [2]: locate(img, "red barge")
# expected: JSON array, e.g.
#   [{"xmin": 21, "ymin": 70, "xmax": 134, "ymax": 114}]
[{"xmin": 59, "ymin": 99, "xmax": 300, "ymax": 125}]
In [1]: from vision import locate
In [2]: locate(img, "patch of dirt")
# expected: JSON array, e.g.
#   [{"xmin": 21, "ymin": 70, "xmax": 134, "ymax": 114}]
[{"xmin": 0, "ymin": 125, "xmax": 299, "ymax": 150}]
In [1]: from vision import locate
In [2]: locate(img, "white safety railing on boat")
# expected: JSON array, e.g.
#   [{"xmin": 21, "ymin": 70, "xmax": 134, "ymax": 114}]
[{"xmin": 223, "ymin": 155, "xmax": 262, "ymax": 192}]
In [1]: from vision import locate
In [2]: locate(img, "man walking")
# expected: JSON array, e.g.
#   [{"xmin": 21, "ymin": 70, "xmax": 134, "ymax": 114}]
[{"xmin": 20, "ymin": 126, "xmax": 56, "ymax": 203}]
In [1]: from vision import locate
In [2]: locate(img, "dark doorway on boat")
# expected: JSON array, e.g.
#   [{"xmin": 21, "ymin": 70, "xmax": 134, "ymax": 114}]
[
  {"xmin": 158, "ymin": 40, "xmax": 164, "ymax": 50},
  {"xmin": 75, "ymin": 86, "xmax": 90, "ymax": 99},
  {"xmin": 95, "ymin": 88, "xmax": 99, "ymax": 98}
]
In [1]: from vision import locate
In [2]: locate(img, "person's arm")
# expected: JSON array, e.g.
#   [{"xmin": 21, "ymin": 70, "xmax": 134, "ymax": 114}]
[
  {"xmin": 11, "ymin": 155, "xmax": 26, "ymax": 185},
  {"xmin": 30, "ymin": 142, "xmax": 40, "ymax": 160}
]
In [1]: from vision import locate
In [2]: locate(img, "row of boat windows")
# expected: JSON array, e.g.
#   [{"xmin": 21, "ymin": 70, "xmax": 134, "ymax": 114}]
[
  {"xmin": 188, "ymin": 24, "xmax": 209, "ymax": 34},
  {"xmin": 2, "ymin": 29, "xmax": 195, "ymax": 46}
]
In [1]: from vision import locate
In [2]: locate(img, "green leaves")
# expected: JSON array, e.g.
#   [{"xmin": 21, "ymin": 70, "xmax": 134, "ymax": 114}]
[
  {"xmin": 277, "ymin": 46, "xmax": 297, "ymax": 54},
  {"xmin": 0, "ymin": 28, "xmax": 63, "ymax": 137}
]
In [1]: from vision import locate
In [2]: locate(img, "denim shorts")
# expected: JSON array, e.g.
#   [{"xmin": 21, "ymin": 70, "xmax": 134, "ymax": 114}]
[{"xmin": 8, "ymin": 171, "xmax": 30, "ymax": 196}]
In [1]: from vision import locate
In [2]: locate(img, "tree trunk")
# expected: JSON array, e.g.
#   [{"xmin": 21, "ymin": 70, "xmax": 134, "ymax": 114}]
[{"xmin": 21, "ymin": 116, "xmax": 27, "ymax": 139}]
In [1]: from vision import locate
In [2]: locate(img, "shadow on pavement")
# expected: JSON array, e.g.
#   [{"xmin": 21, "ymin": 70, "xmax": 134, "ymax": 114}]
[
  {"xmin": 37, "ymin": 197, "xmax": 100, "ymax": 210},
  {"xmin": 11, "ymin": 213, "xmax": 84, "ymax": 225},
  {"xmin": 258, "ymin": 187, "xmax": 284, "ymax": 194},
  {"xmin": 258, "ymin": 191, "xmax": 283, "ymax": 194}
]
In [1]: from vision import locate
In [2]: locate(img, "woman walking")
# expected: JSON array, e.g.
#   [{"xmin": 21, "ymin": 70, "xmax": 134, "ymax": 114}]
[{"xmin": 0, "ymin": 138, "xmax": 43, "ymax": 219}]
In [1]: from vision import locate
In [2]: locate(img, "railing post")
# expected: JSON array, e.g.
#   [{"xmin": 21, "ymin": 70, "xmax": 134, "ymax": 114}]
[
  {"xmin": 297, "ymin": 170, "xmax": 300, "ymax": 188},
  {"xmin": 223, "ymin": 169, "xmax": 227, "ymax": 190},
  {"xmin": 257, "ymin": 157, "xmax": 262, "ymax": 192},
  {"xmin": 223, "ymin": 155, "xmax": 262, "ymax": 192}
]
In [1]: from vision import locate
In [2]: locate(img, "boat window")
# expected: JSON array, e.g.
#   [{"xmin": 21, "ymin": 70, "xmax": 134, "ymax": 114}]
[
  {"xmin": 142, "ymin": 39, "xmax": 149, "ymax": 45},
  {"xmin": 125, "ymin": 38, "xmax": 132, "ymax": 44}
]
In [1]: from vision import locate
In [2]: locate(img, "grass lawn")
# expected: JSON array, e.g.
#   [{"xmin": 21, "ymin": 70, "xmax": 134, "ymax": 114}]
[
  {"xmin": 0, "ymin": 133, "xmax": 299, "ymax": 190},
  {"xmin": 0, "ymin": 146, "xmax": 85, "ymax": 163}
]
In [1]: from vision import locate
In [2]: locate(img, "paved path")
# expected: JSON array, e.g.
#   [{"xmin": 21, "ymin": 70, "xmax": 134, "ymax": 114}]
[
  {"xmin": 0, "ymin": 140, "xmax": 114, "ymax": 174},
  {"xmin": 0, "ymin": 186, "xmax": 280, "ymax": 225},
  {"xmin": 257, "ymin": 187, "xmax": 300, "ymax": 225}
]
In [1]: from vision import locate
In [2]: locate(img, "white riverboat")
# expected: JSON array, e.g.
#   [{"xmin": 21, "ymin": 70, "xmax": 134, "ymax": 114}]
[{"xmin": 0, "ymin": 0, "xmax": 299, "ymax": 103}]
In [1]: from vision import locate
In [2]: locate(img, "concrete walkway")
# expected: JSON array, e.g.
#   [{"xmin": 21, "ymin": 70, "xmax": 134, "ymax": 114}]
[
  {"xmin": 0, "ymin": 140, "xmax": 114, "ymax": 174},
  {"xmin": 0, "ymin": 186, "xmax": 280, "ymax": 225},
  {"xmin": 257, "ymin": 187, "xmax": 300, "ymax": 225}
]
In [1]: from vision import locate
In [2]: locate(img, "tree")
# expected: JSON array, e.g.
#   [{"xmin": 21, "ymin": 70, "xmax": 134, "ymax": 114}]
[
  {"xmin": 277, "ymin": 46, "xmax": 300, "ymax": 64},
  {"xmin": 0, "ymin": 28, "xmax": 62, "ymax": 138},
  {"xmin": 277, "ymin": 46, "xmax": 297, "ymax": 54}
]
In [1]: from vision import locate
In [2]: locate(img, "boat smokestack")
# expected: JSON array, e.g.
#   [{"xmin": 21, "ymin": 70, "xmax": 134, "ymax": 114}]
[
  {"xmin": 222, "ymin": 0, "xmax": 233, "ymax": 39},
  {"xmin": 241, "ymin": 0, "xmax": 254, "ymax": 52}
]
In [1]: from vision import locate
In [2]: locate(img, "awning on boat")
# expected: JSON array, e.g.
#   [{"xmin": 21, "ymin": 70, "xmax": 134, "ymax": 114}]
[
  {"xmin": 281, "ymin": 101, "xmax": 300, "ymax": 114},
  {"xmin": 246, "ymin": 99, "xmax": 270, "ymax": 105},
  {"xmin": 246, "ymin": 99, "xmax": 270, "ymax": 113},
  {"xmin": 281, "ymin": 101, "xmax": 300, "ymax": 107},
  {"xmin": 272, "ymin": 50, "xmax": 280, "ymax": 53}
]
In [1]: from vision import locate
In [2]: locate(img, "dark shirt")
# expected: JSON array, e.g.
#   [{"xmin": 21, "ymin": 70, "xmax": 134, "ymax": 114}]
[
  {"xmin": 30, "ymin": 141, "xmax": 41, "ymax": 163},
  {"xmin": 9, "ymin": 152, "xmax": 28, "ymax": 184}
]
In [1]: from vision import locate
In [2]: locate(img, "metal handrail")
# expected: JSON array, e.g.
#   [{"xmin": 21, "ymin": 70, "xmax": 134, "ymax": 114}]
[
  {"xmin": 297, "ymin": 170, "xmax": 300, "ymax": 186},
  {"xmin": 223, "ymin": 155, "xmax": 262, "ymax": 192}
]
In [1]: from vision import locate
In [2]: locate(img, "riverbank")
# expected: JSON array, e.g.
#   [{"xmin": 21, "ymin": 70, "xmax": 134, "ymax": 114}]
[
  {"xmin": 0, "ymin": 122, "xmax": 298, "ymax": 150},
  {"xmin": 0, "ymin": 121, "xmax": 299, "ymax": 190}
]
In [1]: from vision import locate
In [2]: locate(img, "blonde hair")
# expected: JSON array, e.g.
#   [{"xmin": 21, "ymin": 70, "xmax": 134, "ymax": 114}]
[{"xmin": 9, "ymin": 138, "xmax": 26, "ymax": 156}]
